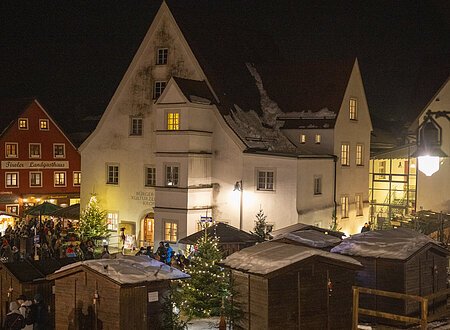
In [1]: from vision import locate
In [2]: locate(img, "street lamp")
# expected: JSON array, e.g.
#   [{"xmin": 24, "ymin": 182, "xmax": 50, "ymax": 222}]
[
  {"xmin": 412, "ymin": 110, "xmax": 449, "ymax": 176},
  {"xmin": 234, "ymin": 180, "xmax": 243, "ymax": 230}
]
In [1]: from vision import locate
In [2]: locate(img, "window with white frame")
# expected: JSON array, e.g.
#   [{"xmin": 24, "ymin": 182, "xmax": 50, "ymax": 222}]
[
  {"xmin": 355, "ymin": 193, "xmax": 364, "ymax": 216},
  {"xmin": 314, "ymin": 175, "xmax": 322, "ymax": 195},
  {"xmin": 349, "ymin": 98, "xmax": 357, "ymax": 120},
  {"xmin": 156, "ymin": 48, "xmax": 168, "ymax": 65},
  {"xmin": 30, "ymin": 172, "xmax": 42, "ymax": 187},
  {"xmin": 53, "ymin": 144, "xmax": 65, "ymax": 158},
  {"xmin": 300, "ymin": 134, "xmax": 306, "ymax": 144},
  {"xmin": 73, "ymin": 171, "xmax": 81, "ymax": 186},
  {"xmin": 164, "ymin": 221, "xmax": 178, "ymax": 242},
  {"xmin": 6, "ymin": 205, "xmax": 19, "ymax": 215},
  {"xmin": 145, "ymin": 167, "xmax": 156, "ymax": 187},
  {"xmin": 5, "ymin": 143, "xmax": 18, "ymax": 158},
  {"xmin": 39, "ymin": 119, "xmax": 49, "ymax": 130},
  {"xmin": 341, "ymin": 143, "xmax": 350, "ymax": 166},
  {"xmin": 315, "ymin": 134, "xmax": 321, "ymax": 144},
  {"xmin": 165, "ymin": 165, "xmax": 179, "ymax": 186},
  {"xmin": 29, "ymin": 143, "xmax": 41, "ymax": 158},
  {"xmin": 154, "ymin": 81, "xmax": 167, "ymax": 99},
  {"xmin": 257, "ymin": 170, "xmax": 275, "ymax": 191},
  {"xmin": 167, "ymin": 112, "xmax": 180, "ymax": 130},
  {"xmin": 130, "ymin": 117, "xmax": 143, "ymax": 136},
  {"xmin": 106, "ymin": 164, "xmax": 119, "ymax": 185},
  {"xmin": 18, "ymin": 118, "xmax": 28, "ymax": 130},
  {"xmin": 341, "ymin": 195, "xmax": 349, "ymax": 218},
  {"xmin": 356, "ymin": 144, "xmax": 364, "ymax": 166},
  {"xmin": 54, "ymin": 172, "xmax": 66, "ymax": 187},
  {"xmin": 5, "ymin": 172, "xmax": 18, "ymax": 188},
  {"xmin": 107, "ymin": 212, "xmax": 119, "ymax": 231}
]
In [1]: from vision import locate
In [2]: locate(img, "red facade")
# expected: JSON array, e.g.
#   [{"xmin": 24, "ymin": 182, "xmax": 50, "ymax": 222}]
[{"xmin": 0, "ymin": 100, "xmax": 80, "ymax": 216}]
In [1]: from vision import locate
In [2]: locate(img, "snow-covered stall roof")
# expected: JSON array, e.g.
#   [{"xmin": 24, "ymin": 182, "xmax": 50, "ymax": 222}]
[
  {"xmin": 270, "ymin": 222, "xmax": 344, "ymax": 239},
  {"xmin": 331, "ymin": 228, "xmax": 448, "ymax": 260},
  {"xmin": 53, "ymin": 255, "xmax": 189, "ymax": 284},
  {"xmin": 222, "ymin": 241, "xmax": 361, "ymax": 276},
  {"xmin": 272, "ymin": 229, "xmax": 341, "ymax": 248}
]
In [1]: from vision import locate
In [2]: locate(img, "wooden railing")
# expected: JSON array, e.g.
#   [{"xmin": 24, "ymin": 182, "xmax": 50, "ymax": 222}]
[{"xmin": 352, "ymin": 286, "xmax": 450, "ymax": 330}]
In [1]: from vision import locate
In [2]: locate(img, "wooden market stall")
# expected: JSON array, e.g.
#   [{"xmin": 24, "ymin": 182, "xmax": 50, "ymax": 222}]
[
  {"xmin": 331, "ymin": 228, "xmax": 449, "ymax": 324},
  {"xmin": 47, "ymin": 255, "xmax": 189, "ymax": 330},
  {"xmin": 221, "ymin": 241, "xmax": 362, "ymax": 329},
  {"xmin": 0, "ymin": 258, "xmax": 77, "ymax": 328}
]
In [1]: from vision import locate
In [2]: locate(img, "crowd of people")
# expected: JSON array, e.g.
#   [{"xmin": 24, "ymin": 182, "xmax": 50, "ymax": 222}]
[
  {"xmin": 3, "ymin": 294, "xmax": 47, "ymax": 330},
  {"xmin": 134, "ymin": 241, "xmax": 190, "ymax": 270},
  {"xmin": 0, "ymin": 217, "xmax": 90, "ymax": 263}
]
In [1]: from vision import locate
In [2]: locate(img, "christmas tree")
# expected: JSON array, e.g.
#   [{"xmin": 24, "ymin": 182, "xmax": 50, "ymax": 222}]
[
  {"xmin": 181, "ymin": 230, "xmax": 228, "ymax": 318},
  {"xmin": 161, "ymin": 282, "xmax": 188, "ymax": 330},
  {"xmin": 252, "ymin": 207, "xmax": 270, "ymax": 241},
  {"xmin": 77, "ymin": 195, "xmax": 110, "ymax": 242}
]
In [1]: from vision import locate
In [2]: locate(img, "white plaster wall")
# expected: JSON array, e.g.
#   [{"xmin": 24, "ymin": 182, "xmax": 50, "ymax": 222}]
[{"xmin": 416, "ymin": 80, "xmax": 450, "ymax": 212}]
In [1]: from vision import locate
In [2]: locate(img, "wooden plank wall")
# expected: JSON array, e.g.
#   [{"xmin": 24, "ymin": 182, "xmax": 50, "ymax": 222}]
[
  {"xmin": 328, "ymin": 264, "xmax": 355, "ymax": 330},
  {"xmin": 249, "ymin": 274, "xmax": 268, "ymax": 329},
  {"xmin": 120, "ymin": 285, "xmax": 148, "ymax": 330},
  {"xmin": 0, "ymin": 267, "xmax": 22, "ymax": 327},
  {"xmin": 231, "ymin": 271, "xmax": 250, "ymax": 329},
  {"xmin": 54, "ymin": 270, "xmax": 121, "ymax": 330},
  {"xmin": 268, "ymin": 271, "xmax": 298, "ymax": 329}
]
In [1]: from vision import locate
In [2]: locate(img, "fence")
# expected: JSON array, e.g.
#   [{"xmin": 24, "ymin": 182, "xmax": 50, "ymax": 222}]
[{"xmin": 352, "ymin": 286, "xmax": 450, "ymax": 330}]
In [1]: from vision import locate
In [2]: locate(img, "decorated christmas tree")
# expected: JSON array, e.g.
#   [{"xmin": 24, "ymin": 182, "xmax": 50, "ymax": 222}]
[
  {"xmin": 161, "ymin": 282, "xmax": 188, "ymax": 330},
  {"xmin": 252, "ymin": 207, "xmax": 271, "ymax": 241},
  {"xmin": 77, "ymin": 195, "xmax": 110, "ymax": 242},
  {"xmin": 181, "ymin": 230, "xmax": 228, "ymax": 318}
]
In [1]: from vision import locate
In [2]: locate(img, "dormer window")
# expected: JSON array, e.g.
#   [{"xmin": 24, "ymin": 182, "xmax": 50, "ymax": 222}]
[
  {"xmin": 349, "ymin": 98, "xmax": 358, "ymax": 120},
  {"xmin": 156, "ymin": 48, "xmax": 168, "ymax": 65},
  {"xmin": 300, "ymin": 134, "xmax": 306, "ymax": 144},
  {"xmin": 18, "ymin": 118, "xmax": 28, "ymax": 130},
  {"xmin": 315, "ymin": 134, "xmax": 321, "ymax": 144}
]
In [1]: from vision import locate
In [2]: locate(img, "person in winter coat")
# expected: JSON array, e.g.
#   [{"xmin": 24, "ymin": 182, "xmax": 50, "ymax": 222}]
[
  {"xmin": 156, "ymin": 241, "xmax": 167, "ymax": 262},
  {"xmin": 165, "ymin": 243, "xmax": 173, "ymax": 265},
  {"xmin": 19, "ymin": 299, "xmax": 34, "ymax": 330},
  {"xmin": 3, "ymin": 301, "xmax": 24, "ymax": 330},
  {"xmin": 32, "ymin": 293, "xmax": 48, "ymax": 330}
]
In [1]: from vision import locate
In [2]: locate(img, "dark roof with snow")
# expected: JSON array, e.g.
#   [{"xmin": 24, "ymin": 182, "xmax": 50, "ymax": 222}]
[
  {"xmin": 272, "ymin": 229, "xmax": 342, "ymax": 249},
  {"xmin": 172, "ymin": 77, "xmax": 215, "ymax": 104},
  {"xmin": 0, "ymin": 98, "xmax": 34, "ymax": 136},
  {"xmin": 270, "ymin": 222, "xmax": 345, "ymax": 239},
  {"xmin": 280, "ymin": 118, "xmax": 336, "ymax": 129}
]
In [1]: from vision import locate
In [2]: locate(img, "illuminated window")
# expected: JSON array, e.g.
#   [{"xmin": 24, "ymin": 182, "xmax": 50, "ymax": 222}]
[
  {"xmin": 314, "ymin": 175, "xmax": 322, "ymax": 195},
  {"xmin": 73, "ymin": 172, "xmax": 81, "ymax": 186},
  {"xmin": 341, "ymin": 195, "xmax": 349, "ymax": 218},
  {"xmin": 154, "ymin": 81, "xmax": 166, "ymax": 99},
  {"xmin": 257, "ymin": 170, "xmax": 275, "ymax": 191},
  {"xmin": 29, "ymin": 144, "xmax": 41, "ymax": 158},
  {"xmin": 167, "ymin": 112, "xmax": 180, "ymax": 130},
  {"xmin": 6, "ymin": 205, "xmax": 19, "ymax": 215},
  {"xmin": 107, "ymin": 212, "xmax": 119, "ymax": 231},
  {"xmin": 165, "ymin": 165, "xmax": 179, "ymax": 186},
  {"xmin": 156, "ymin": 48, "xmax": 168, "ymax": 65},
  {"xmin": 106, "ymin": 164, "xmax": 119, "ymax": 185},
  {"xmin": 349, "ymin": 98, "xmax": 357, "ymax": 120},
  {"xmin": 54, "ymin": 172, "xmax": 66, "ymax": 187},
  {"xmin": 356, "ymin": 144, "xmax": 364, "ymax": 166},
  {"xmin": 164, "ymin": 221, "xmax": 178, "ymax": 242},
  {"xmin": 53, "ymin": 144, "xmax": 65, "ymax": 158},
  {"xmin": 39, "ymin": 119, "xmax": 49, "ymax": 130},
  {"xmin": 5, "ymin": 143, "xmax": 18, "ymax": 158},
  {"xmin": 355, "ymin": 194, "xmax": 364, "ymax": 216},
  {"xmin": 18, "ymin": 118, "xmax": 28, "ymax": 130},
  {"xmin": 300, "ymin": 134, "xmax": 306, "ymax": 144},
  {"xmin": 341, "ymin": 143, "xmax": 350, "ymax": 166},
  {"xmin": 315, "ymin": 134, "xmax": 321, "ymax": 144},
  {"xmin": 145, "ymin": 167, "xmax": 156, "ymax": 187},
  {"xmin": 5, "ymin": 172, "xmax": 18, "ymax": 188},
  {"xmin": 130, "ymin": 117, "xmax": 143, "ymax": 136},
  {"xmin": 30, "ymin": 172, "xmax": 42, "ymax": 187}
]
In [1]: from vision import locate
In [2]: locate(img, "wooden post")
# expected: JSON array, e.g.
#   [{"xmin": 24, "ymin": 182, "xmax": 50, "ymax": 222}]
[
  {"xmin": 420, "ymin": 298, "xmax": 428, "ymax": 330},
  {"xmin": 352, "ymin": 287, "xmax": 359, "ymax": 330}
]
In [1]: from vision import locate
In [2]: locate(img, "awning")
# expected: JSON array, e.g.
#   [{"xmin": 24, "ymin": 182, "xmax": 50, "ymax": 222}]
[
  {"xmin": 24, "ymin": 202, "xmax": 61, "ymax": 216},
  {"xmin": 49, "ymin": 203, "xmax": 80, "ymax": 220}
]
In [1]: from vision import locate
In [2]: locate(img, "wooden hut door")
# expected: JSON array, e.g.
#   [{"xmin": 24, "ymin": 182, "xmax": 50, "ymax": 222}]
[{"xmin": 133, "ymin": 286, "xmax": 148, "ymax": 330}]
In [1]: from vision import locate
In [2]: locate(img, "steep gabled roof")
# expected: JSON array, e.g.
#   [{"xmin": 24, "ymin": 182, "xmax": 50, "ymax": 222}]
[{"xmin": 172, "ymin": 77, "xmax": 215, "ymax": 104}]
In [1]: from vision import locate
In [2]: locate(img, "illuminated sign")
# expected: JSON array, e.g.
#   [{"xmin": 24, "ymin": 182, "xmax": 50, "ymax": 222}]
[{"xmin": 1, "ymin": 161, "xmax": 69, "ymax": 169}]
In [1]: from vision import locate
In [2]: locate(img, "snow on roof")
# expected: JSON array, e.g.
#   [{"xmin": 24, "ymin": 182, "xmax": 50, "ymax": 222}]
[
  {"xmin": 56, "ymin": 255, "xmax": 189, "ymax": 284},
  {"xmin": 272, "ymin": 229, "xmax": 341, "ymax": 248},
  {"xmin": 222, "ymin": 241, "xmax": 361, "ymax": 275},
  {"xmin": 331, "ymin": 228, "xmax": 446, "ymax": 260}
]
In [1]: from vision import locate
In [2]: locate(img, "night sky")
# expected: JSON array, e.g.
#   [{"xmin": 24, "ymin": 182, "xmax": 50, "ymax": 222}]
[{"xmin": 1, "ymin": 0, "xmax": 449, "ymax": 134}]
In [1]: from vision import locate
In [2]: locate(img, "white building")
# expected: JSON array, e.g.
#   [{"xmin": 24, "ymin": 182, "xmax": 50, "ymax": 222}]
[{"xmin": 80, "ymin": 2, "xmax": 372, "ymax": 247}]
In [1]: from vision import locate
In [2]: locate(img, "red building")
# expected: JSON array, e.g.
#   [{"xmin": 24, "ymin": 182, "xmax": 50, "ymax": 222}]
[{"xmin": 0, "ymin": 99, "xmax": 81, "ymax": 225}]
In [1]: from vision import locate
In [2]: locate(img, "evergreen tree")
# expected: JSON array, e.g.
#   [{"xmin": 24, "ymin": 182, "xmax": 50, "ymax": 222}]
[
  {"xmin": 181, "ymin": 232, "xmax": 228, "ymax": 318},
  {"xmin": 161, "ymin": 282, "xmax": 188, "ymax": 330},
  {"xmin": 77, "ymin": 195, "xmax": 110, "ymax": 242},
  {"xmin": 252, "ymin": 208, "xmax": 270, "ymax": 241}
]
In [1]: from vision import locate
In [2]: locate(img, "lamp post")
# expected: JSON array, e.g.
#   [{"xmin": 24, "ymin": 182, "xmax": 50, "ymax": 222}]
[
  {"xmin": 412, "ymin": 110, "xmax": 450, "ymax": 176},
  {"xmin": 234, "ymin": 180, "xmax": 243, "ymax": 229}
]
